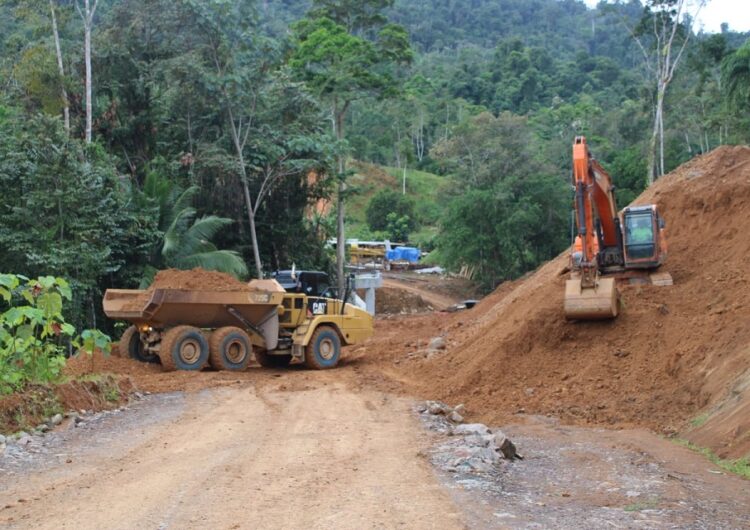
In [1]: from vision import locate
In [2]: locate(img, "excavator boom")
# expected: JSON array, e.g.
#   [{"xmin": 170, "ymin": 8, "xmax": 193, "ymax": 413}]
[{"xmin": 565, "ymin": 137, "xmax": 619, "ymax": 320}]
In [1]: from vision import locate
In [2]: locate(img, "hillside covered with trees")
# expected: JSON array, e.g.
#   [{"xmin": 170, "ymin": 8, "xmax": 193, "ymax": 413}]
[{"xmin": 1, "ymin": 0, "xmax": 749, "ymax": 327}]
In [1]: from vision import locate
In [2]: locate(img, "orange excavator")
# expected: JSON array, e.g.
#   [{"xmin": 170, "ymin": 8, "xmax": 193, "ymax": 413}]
[{"xmin": 564, "ymin": 136, "xmax": 669, "ymax": 320}]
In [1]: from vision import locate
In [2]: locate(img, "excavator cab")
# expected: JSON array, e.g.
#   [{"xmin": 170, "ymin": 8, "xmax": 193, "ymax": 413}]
[{"xmin": 621, "ymin": 206, "xmax": 667, "ymax": 268}]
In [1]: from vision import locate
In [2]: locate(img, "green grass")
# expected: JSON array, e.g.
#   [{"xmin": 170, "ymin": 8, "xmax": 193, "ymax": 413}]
[
  {"xmin": 624, "ymin": 498, "xmax": 659, "ymax": 512},
  {"xmin": 381, "ymin": 166, "xmax": 447, "ymax": 202},
  {"xmin": 345, "ymin": 162, "xmax": 448, "ymax": 245},
  {"xmin": 689, "ymin": 411, "xmax": 711, "ymax": 428},
  {"xmin": 674, "ymin": 438, "xmax": 750, "ymax": 479}
]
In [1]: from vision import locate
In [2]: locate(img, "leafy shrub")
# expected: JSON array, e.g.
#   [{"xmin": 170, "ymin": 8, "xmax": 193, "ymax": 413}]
[
  {"xmin": 385, "ymin": 212, "xmax": 411, "ymax": 242},
  {"xmin": 0, "ymin": 274, "xmax": 111, "ymax": 394},
  {"xmin": 366, "ymin": 189, "xmax": 417, "ymax": 233}
]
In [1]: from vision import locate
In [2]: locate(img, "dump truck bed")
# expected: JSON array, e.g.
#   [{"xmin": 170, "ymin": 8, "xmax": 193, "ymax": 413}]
[{"xmin": 103, "ymin": 288, "xmax": 283, "ymax": 328}]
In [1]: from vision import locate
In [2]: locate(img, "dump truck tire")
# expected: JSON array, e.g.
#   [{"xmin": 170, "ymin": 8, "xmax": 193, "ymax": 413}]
[
  {"xmin": 159, "ymin": 325, "xmax": 209, "ymax": 372},
  {"xmin": 209, "ymin": 327, "xmax": 251, "ymax": 371},
  {"xmin": 119, "ymin": 325, "xmax": 158, "ymax": 363},
  {"xmin": 304, "ymin": 326, "xmax": 341, "ymax": 369},
  {"xmin": 254, "ymin": 349, "xmax": 292, "ymax": 368}
]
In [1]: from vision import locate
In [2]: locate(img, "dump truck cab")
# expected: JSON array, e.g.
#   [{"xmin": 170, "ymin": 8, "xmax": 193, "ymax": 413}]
[
  {"xmin": 271, "ymin": 270, "xmax": 371, "ymax": 366},
  {"xmin": 272, "ymin": 270, "xmax": 333, "ymax": 298}
]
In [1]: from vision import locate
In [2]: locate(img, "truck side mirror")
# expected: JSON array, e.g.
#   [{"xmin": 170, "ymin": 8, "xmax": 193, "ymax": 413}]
[{"xmin": 659, "ymin": 217, "xmax": 666, "ymax": 229}]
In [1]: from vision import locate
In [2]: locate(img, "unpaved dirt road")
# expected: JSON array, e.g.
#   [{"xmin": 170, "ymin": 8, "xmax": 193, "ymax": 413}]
[
  {"xmin": 3, "ymin": 357, "xmax": 750, "ymax": 529},
  {"xmin": 0, "ymin": 377, "xmax": 462, "ymax": 530}
]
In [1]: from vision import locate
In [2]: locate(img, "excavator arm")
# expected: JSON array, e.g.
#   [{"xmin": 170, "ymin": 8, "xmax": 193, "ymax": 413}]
[
  {"xmin": 566, "ymin": 137, "xmax": 619, "ymax": 319},
  {"xmin": 572, "ymin": 136, "xmax": 621, "ymax": 270}
]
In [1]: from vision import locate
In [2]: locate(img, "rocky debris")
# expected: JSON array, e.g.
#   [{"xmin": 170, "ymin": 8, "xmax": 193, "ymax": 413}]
[
  {"xmin": 418, "ymin": 400, "xmax": 465, "ymax": 424},
  {"xmin": 428, "ymin": 336, "xmax": 447, "ymax": 351},
  {"xmin": 444, "ymin": 300, "xmax": 478, "ymax": 313},
  {"xmin": 417, "ymin": 400, "xmax": 521, "ymax": 476},
  {"xmin": 404, "ymin": 336, "xmax": 451, "ymax": 361},
  {"xmin": 49, "ymin": 413, "xmax": 63, "ymax": 426},
  {"xmin": 492, "ymin": 430, "xmax": 519, "ymax": 460},
  {"xmin": 452, "ymin": 423, "xmax": 491, "ymax": 436},
  {"xmin": 448, "ymin": 445, "xmax": 501, "ymax": 473},
  {"xmin": 447, "ymin": 410, "xmax": 464, "ymax": 423},
  {"xmin": 35, "ymin": 423, "xmax": 49, "ymax": 434}
]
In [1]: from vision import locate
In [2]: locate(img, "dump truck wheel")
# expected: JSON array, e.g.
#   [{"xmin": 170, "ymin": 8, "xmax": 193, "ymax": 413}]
[
  {"xmin": 254, "ymin": 349, "xmax": 292, "ymax": 368},
  {"xmin": 304, "ymin": 326, "xmax": 341, "ymax": 369},
  {"xmin": 159, "ymin": 325, "xmax": 209, "ymax": 372},
  {"xmin": 209, "ymin": 327, "xmax": 251, "ymax": 371},
  {"xmin": 119, "ymin": 325, "xmax": 158, "ymax": 363}
]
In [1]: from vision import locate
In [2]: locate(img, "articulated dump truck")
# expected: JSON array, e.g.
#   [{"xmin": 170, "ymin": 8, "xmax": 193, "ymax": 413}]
[{"xmin": 102, "ymin": 278, "xmax": 373, "ymax": 372}]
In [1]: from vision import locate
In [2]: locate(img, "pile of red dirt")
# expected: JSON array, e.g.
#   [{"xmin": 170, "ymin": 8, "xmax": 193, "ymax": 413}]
[
  {"xmin": 369, "ymin": 287, "xmax": 433, "ymax": 315},
  {"xmin": 121, "ymin": 268, "xmax": 251, "ymax": 310},
  {"xmin": 364, "ymin": 145, "xmax": 750, "ymax": 459},
  {"xmin": 64, "ymin": 347, "xmax": 161, "ymax": 379},
  {"xmin": 148, "ymin": 268, "xmax": 251, "ymax": 291}
]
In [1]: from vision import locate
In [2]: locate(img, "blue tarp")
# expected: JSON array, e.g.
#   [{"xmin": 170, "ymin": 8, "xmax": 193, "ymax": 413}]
[{"xmin": 386, "ymin": 246, "xmax": 420, "ymax": 263}]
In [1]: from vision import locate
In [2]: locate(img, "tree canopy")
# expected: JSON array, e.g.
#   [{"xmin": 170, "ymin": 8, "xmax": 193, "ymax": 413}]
[{"xmin": 0, "ymin": 0, "xmax": 748, "ymax": 307}]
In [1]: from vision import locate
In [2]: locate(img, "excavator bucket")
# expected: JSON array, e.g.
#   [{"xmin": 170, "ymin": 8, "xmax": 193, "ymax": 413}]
[{"xmin": 564, "ymin": 277, "xmax": 618, "ymax": 320}]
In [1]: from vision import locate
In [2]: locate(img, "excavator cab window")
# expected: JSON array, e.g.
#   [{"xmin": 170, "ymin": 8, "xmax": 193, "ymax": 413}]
[{"xmin": 624, "ymin": 212, "xmax": 655, "ymax": 259}]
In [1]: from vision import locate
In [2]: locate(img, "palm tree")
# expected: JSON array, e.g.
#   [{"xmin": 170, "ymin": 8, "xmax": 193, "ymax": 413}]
[
  {"xmin": 722, "ymin": 40, "xmax": 750, "ymax": 108},
  {"xmin": 138, "ymin": 173, "xmax": 248, "ymax": 287}
]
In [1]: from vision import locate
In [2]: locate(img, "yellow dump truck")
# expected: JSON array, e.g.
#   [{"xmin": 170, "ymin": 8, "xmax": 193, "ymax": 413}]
[{"xmin": 102, "ymin": 275, "xmax": 373, "ymax": 371}]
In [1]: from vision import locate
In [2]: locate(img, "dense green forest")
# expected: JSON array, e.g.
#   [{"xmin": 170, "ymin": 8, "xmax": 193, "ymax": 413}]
[{"xmin": 1, "ymin": 0, "xmax": 749, "ymax": 329}]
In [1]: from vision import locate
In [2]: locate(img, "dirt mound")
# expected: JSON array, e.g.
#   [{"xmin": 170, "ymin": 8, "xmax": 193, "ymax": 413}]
[
  {"xmin": 371, "ymin": 287, "xmax": 433, "ymax": 314},
  {"xmin": 64, "ymin": 348, "xmax": 161, "ymax": 378},
  {"xmin": 121, "ymin": 268, "xmax": 250, "ymax": 310},
  {"xmin": 149, "ymin": 268, "xmax": 251, "ymax": 291},
  {"xmin": 367, "ymin": 145, "xmax": 750, "ymax": 458}
]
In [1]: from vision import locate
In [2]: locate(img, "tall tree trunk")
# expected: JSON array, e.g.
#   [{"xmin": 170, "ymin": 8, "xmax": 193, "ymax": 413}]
[
  {"xmin": 245, "ymin": 190, "xmax": 263, "ymax": 279},
  {"xmin": 415, "ymin": 109, "xmax": 425, "ymax": 161},
  {"xmin": 84, "ymin": 12, "xmax": 92, "ymax": 143},
  {"xmin": 648, "ymin": 86, "xmax": 665, "ymax": 184},
  {"xmin": 76, "ymin": 0, "xmax": 97, "ymax": 143},
  {"xmin": 630, "ymin": 0, "xmax": 704, "ymax": 183},
  {"xmin": 334, "ymin": 101, "xmax": 348, "ymax": 299},
  {"xmin": 227, "ymin": 106, "xmax": 263, "ymax": 278},
  {"xmin": 50, "ymin": 0, "xmax": 69, "ymax": 135},
  {"xmin": 394, "ymin": 124, "xmax": 402, "ymax": 168},
  {"xmin": 658, "ymin": 88, "xmax": 665, "ymax": 176}
]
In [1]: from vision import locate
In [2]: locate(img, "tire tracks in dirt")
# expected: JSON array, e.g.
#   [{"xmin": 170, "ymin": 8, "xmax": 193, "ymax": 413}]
[{"xmin": 0, "ymin": 381, "xmax": 463, "ymax": 530}]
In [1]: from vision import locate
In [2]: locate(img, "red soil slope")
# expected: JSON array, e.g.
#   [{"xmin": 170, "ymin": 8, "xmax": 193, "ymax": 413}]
[{"xmin": 366, "ymin": 145, "xmax": 750, "ymax": 459}]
